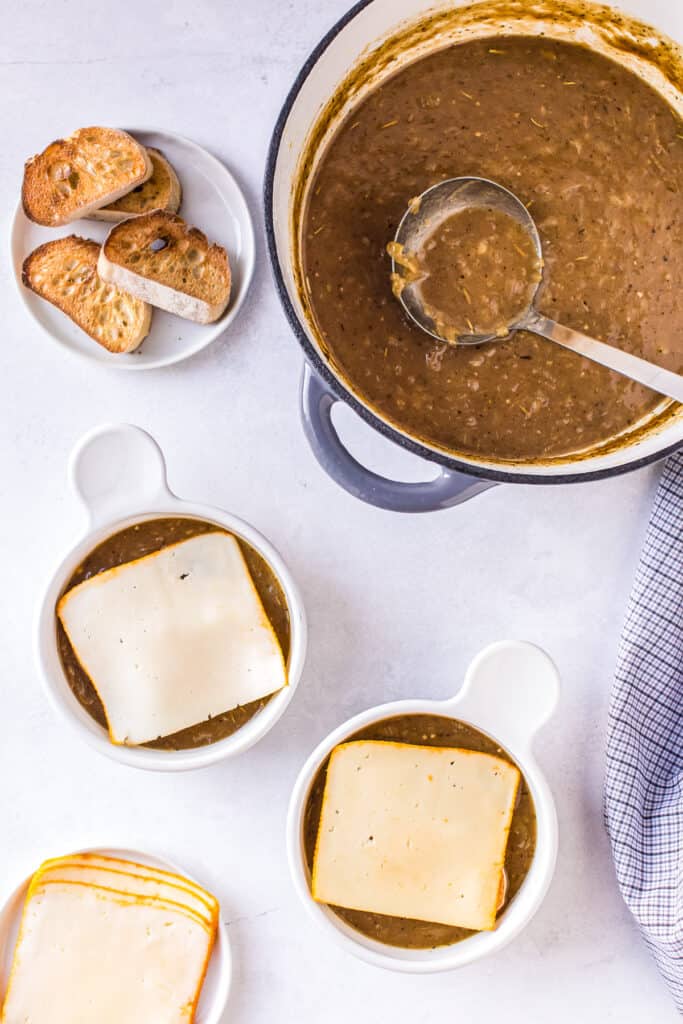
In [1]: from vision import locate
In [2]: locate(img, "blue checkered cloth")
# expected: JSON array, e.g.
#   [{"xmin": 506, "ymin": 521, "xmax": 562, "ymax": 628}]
[{"xmin": 605, "ymin": 451, "xmax": 683, "ymax": 1011}]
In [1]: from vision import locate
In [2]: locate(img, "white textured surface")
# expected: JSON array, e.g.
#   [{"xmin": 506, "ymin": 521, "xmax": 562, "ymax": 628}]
[{"xmin": 0, "ymin": 2, "xmax": 678, "ymax": 1021}]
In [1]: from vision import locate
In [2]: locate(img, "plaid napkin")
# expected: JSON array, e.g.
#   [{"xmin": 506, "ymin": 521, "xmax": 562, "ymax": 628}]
[{"xmin": 605, "ymin": 451, "xmax": 683, "ymax": 1011}]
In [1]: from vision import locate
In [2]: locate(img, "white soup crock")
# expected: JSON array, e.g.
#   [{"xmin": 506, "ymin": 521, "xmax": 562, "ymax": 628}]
[
  {"xmin": 287, "ymin": 640, "xmax": 560, "ymax": 972},
  {"xmin": 35, "ymin": 423, "xmax": 307, "ymax": 772}
]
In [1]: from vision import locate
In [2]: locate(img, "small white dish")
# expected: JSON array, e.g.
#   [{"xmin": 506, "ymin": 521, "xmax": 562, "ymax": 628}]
[
  {"xmin": 35, "ymin": 423, "xmax": 307, "ymax": 771},
  {"xmin": 287, "ymin": 640, "xmax": 560, "ymax": 973},
  {"xmin": 11, "ymin": 127, "xmax": 255, "ymax": 369},
  {"xmin": 0, "ymin": 845, "xmax": 230, "ymax": 1023}
]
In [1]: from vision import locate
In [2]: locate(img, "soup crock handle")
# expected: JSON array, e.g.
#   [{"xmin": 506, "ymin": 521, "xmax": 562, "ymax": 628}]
[
  {"xmin": 301, "ymin": 365, "xmax": 496, "ymax": 512},
  {"xmin": 69, "ymin": 423, "xmax": 175, "ymax": 527},
  {"xmin": 450, "ymin": 641, "xmax": 561, "ymax": 755}
]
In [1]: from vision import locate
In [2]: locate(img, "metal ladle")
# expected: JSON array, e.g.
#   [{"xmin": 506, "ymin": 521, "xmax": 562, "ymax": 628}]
[{"xmin": 391, "ymin": 177, "xmax": 683, "ymax": 404}]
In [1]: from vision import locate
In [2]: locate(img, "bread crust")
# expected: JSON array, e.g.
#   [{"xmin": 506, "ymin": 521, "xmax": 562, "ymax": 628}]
[
  {"xmin": 22, "ymin": 235, "xmax": 152, "ymax": 352},
  {"xmin": 98, "ymin": 211, "xmax": 231, "ymax": 324},
  {"xmin": 22, "ymin": 127, "xmax": 152, "ymax": 226},
  {"xmin": 90, "ymin": 148, "xmax": 182, "ymax": 223}
]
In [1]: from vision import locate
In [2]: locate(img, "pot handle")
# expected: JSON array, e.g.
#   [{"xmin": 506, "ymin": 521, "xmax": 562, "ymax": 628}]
[
  {"xmin": 450, "ymin": 641, "xmax": 561, "ymax": 754},
  {"xmin": 300, "ymin": 364, "xmax": 496, "ymax": 512},
  {"xmin": 69, "ymin": 423, "xmax": 175, "ymax": 528}
]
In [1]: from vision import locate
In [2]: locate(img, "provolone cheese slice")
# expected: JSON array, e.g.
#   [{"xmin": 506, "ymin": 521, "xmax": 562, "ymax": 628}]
[
  {"xmin": 1, "ymin": 879, "xmax": 216, "ymax": 1024},
  {"xmin": 57, "ymin": 532, "xmax": 287, "ymax": 745},
  {"xmin": 312, "ymin": 740, "xmax": 521, "ymax": 931}
]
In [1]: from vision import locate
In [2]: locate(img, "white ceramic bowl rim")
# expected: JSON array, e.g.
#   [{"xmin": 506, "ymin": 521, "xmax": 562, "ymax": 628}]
[
  {"xmin": 35, "ymin": 423, "xmax": 307, "ymax": 772},
  {"xmin": 264, "ymin": 0, "xmax": 683, "ymax": 486},
  {"xmin": 286, "ymin": 640, "xmax": 560, "ymax": 973}
]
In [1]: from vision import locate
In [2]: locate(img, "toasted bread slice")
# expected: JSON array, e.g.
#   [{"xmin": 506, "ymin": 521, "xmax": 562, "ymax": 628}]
[
  {"xmin": 22, "ymin": 236, "xmax": 152, "ymax": 353},
  {"xmin": 22, "ymin": 127, "xmax": 152, "ymax": 226},
  {"xmin": 98, "ymin": 211, "xmax": 231, "ymax": 323},
  {"xmin": 90, "ymin": 148, "xmax": 182, "ymax": 223}
]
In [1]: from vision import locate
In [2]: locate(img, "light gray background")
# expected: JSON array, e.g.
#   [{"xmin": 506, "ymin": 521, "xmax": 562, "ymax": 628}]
[{"xmin": 0, "ymin": 1, "xmax": 677, "ymax": 1020}]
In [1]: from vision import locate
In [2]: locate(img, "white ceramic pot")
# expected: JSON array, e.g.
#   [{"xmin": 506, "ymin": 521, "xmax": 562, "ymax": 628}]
[
  {"xmin": 265, "ymin": 0, "xmax": 683, "ymax": 511},
  {"xmin": 287, "ymin": 640, "xmax": 560, "ymax": 972},
  {"xmin": 35, "ymin": 424, "xmax": 307, "ymax": 772}
]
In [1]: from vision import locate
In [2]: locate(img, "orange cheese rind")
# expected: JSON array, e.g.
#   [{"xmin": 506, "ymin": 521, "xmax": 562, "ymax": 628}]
[
  {"xmin": 40, "ymin": 852, "xmax": 216, "ymax": 897},
  {"xmin": 37, "ymin": 853, "xmax": 218, "ymax": 922},
  {"xmin": 29, "ymin": 879, "xmax": 213, "ymax": 933}
]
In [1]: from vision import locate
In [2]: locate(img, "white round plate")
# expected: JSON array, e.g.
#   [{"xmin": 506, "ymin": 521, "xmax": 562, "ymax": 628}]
[
  {"xmin": 11, "ymin": 127, "xmax": 255, "ymax": 369},
  {"xmin": 0, "ymin": 846, "xmax": 231, "ymax": 1022}
]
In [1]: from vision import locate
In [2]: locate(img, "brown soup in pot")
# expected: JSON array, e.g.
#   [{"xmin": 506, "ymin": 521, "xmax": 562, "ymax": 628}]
[
  {"xmin": 302, "ymin": 37, "xmax": 683, "ymax": 463},
  {"xmin": 303, "ymin": 713, "xmax": 536, "ymax": 949},
  {"xmin": 57, "ymin": 517, "xmax": 291, "ymax": 751}
]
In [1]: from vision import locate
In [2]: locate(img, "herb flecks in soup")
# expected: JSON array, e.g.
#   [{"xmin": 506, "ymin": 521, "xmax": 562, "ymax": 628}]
[
  {"xmin": 401, "ymin": 205, "xmax": 542, "ymax": 341},
  {"xmin": 303, "ymin": 38, "xmax": 683, "ymax": 462},
  {"xmin": 304, "ymin": 714, "xmax": 536, "ymax": 949},
  {"xmin": 57, "ymin": 517, "xmax": 291, "ymax": 751}
]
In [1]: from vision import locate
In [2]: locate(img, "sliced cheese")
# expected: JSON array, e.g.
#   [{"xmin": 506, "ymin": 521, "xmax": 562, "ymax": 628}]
[
  {"xmin": 44, "ymin": 852, "xmax": 216, "ymax": 906},
  {"xmin": 31, "ymin": 879, "xmax": 210, "ymax": 930},
  {"xmin": 57, "ymin": 531, "xmax": 287, "ymax": 745},
  {"xmin": 36, "ymin": 862, "xmax": 215, "ymax": 926},
  {"xmin": 1, "ymin": 877, "xmax": 216, "ymax": 1024},
  {"xmin": 311, "ymin": 740, "xmax": 521, "ymax": 932}
]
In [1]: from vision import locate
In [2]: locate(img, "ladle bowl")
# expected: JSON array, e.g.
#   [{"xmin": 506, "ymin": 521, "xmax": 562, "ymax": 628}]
[{"xmin": 392, "ymin": 176, "xmax": 683, "ymax": 403}]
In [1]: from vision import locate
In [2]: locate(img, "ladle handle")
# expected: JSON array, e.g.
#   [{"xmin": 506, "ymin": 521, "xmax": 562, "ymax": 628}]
[
  {"xmin": 300, "ymin": 364, "xmax": 495, "ymax": 512},
  {"xmin": 525, "ymin": 311, "xmax": 683, "ymax": 404}
]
